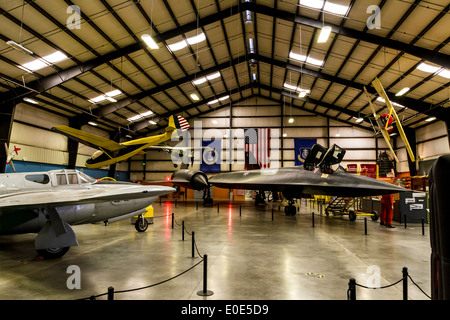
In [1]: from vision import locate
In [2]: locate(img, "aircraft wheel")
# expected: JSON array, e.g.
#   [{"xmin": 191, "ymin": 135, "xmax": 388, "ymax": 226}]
[
  {"xmin": 371, "ymin": 211, "xmax": 379, "ymax": 221},
  {"xmin": 284, "ymin": 206, "xmax": 296, "ymax": 216},
  {"xmin": 36, "ymin": 247, "xmax": 70, "ymax": 259},
  {"xmin": 135, "ymin": 218, "xmax": 149, "ymax": 232},
  {"xmin": 348, "ymin": 210, "xmax": 357, "ymax": 221}
]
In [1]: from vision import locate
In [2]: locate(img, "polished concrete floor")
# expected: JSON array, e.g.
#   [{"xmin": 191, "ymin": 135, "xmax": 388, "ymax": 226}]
[{"xmin": 0, "ymin": 199, "xmax": 432, "ymax": 300}]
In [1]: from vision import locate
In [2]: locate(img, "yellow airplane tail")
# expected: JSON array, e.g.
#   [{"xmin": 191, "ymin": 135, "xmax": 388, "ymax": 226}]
[{"xmin": 166, "ymin": 115, "xmax": 190, "ymax": 132}]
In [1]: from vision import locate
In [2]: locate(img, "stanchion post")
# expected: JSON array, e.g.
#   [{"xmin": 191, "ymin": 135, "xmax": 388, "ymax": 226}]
[
  {"xmin": 422, "ymin": 217, "xmax": 425, "ymax": 235},
  {"xmin": 272, "ymin": 208, "xmax": 274, "ymax": 221},
  {"xmin": 172, "ymin": 213, "xmax": 174, "ymax": 229},
  {"xmin": 348, "ymin": 279, "xmax": 356, "ymax": 300},
  {"xmin": 108, "ymin": 286, "xmax": 114, "ymax": 301},
  {"xmin": 197, "ymin": 254, "xmax": 214, "ymax": 296},
  {"xmin": 217, "ymin": 203, "xmax": 219, "ymax": 213},
  {"xmin": 404, "ymin": 214, "xmax": 407, "ymax": 228},
  {"xmin": 364, "ymin": 217, "xmax": 367, "ymax": 235},
  {"xmin": 196, "ymin": 201, "xmax": 198, "ymax": 210},
  {"xmin": 403, "ymin": 267, "xmax": 408, "ymax": 300},
  {"xmin": 312, "ymin": 211, "xmax": 315, "ymax": 227},
  {"xmin": 182, "ymin": 220, "xmax": 185, "ymax": 241},
  {"xmin": 239, "ymin": 205, "xmax": 241, "ymax": 216},
  {"xmin": 192, "ymin": 231, "xmax": 195, "ymax": 258}
]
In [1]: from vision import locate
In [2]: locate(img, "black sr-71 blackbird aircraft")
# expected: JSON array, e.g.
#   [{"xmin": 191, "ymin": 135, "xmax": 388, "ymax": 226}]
[{"xmin": 168, "ymin": 144, "xmax": 407, "ymax": 215}]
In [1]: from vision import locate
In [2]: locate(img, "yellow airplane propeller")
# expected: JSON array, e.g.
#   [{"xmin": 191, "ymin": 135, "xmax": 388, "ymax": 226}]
[{"xmin": 363, "ymin": 77, "xmax": 415, "ymax": 163}]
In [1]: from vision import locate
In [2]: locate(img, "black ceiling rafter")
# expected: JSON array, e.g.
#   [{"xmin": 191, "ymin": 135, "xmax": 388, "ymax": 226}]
[
  {"xmin": 311, "ymin": 0, "xmax": 356, "ymax": 114},
  {"xmin": 98, "ymin": 0, "xmax": 195, "ymax": 128},
  {"xmin": 4, "ymin": 0, "xmax": 448, "ymax": 112},
  {"xmin": 279, "ymin": 2, "xmax": 302, "ymax": 114},
  {"xmin": 248, "ymin": 2, "xmax": 450, "ymax": 70},
  {"xmin": 139, "ymin": 78, "xmax": 373, "ymax": 137},
  {"xmin": 70, "ymin": 48, "xmax": 450, "ymax": 133},
  {"xmin": 254, "ymin": 92, "xmax": 372, "ymax": 133},
  {"xmin": 0, "ymin": 1, "xmax": 242, "ymax": 105},
  {"xmin": 250, "ymin": 54, "xmax": 450, "ymax": 122},
  {"xmin": 3, "ymin": 2, "xmax": 160, "ymax": 130},
  {"xmin": 337, "ymin": 1, "xmax": 447, "ymax": 121},
  {"xmin": 141, "ymin": 88, "xmax": 372, "ymax": 139},
  {"xmin": 159, "ymin": 0, "xmax": 221, "ymax": 113},
  {"xmin": 268, "ymin": 0, "xmax": 278, "ymax": 100},
  {"xmin": 131, "ymin": 84, "xmax": 251, "ymax": 133},
  {"xmin": 93, "ymin": 0, "xmax": 186, "ymax": 122},
  {"xmin": 0, "ymin": 7, "xmax": 151, "ymax": 131},
  {"xmin": 213, "ymin": 0, "xmax": 244, "ymax": 101},
  {"xmin": 74, "ymin": 55, "xmax": 248, "ymax": 128},
  {"xmin": 257, "ymin": 83, "xmax": 372, "ymax": 130}
]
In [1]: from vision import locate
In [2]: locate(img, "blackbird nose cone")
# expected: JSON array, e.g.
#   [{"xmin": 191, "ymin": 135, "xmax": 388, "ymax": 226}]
[{"xmin": 192, "ymin": 173, "xmax": 208, "ymax": 190}]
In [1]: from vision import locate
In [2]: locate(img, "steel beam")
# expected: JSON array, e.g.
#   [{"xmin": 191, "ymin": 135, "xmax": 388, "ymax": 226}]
[{"xmin": 246, "ymin": 2, "xmax": 450, "ymax": 70}]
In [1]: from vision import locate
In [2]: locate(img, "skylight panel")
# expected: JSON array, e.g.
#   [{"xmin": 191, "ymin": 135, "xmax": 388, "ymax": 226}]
[
  {"xmin": 168, "ymin": 32, "xmax": 206, "ymax": 51},
  {"xmin": 20, "ymin": 51, "xmax": 67, "ymax": 71},
  {"xmin": 88, "ymin": 90, "xmax": 122, "ymax": 104},
  {"xmin": 416, "ymin": 63, "xmax": 440, "ymax": 74},
  {"xmin": 299, "ymin": 0, "xmax": 349, "ymax": 15}
]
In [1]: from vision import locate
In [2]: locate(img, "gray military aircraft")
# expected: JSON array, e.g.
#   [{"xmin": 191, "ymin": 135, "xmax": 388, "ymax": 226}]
[
  {"xmin": 0, "ymin": 169, "xmax": 175, "ymax": 259},
  {"xmin": 169, "ymin": 144, "xmax": 407, "ymax": 215}
]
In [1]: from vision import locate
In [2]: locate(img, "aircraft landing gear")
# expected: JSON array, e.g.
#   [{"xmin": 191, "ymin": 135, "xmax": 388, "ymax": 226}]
[
  {"xmin": 203, "ymin": 185, "xmax": 214, "ymax": 206},
  {"xmin": 254, "ymin": 191, "xmax": 266, "ymax": 206},
  {"xmin": 135, "ymin": 215, "xmax": 149, "ymax": 232},
  {"xmin": 284, "ymin": 199, "xmax": 297, "ymax": 216},
  {"xmin": 36, "ymin": 247, "xmax": 70, "ymax": 259}
]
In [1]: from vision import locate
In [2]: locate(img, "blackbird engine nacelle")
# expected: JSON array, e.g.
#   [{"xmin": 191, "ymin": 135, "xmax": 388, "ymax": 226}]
[{"xmin": 170, "ymin": 170, "xmax": 209, "ymax": 190}]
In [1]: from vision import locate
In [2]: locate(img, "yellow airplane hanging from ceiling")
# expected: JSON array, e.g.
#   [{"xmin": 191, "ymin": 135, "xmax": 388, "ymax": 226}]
[
  {"xmin": 363, "ymin": 77, "xmax": 415, "ymax": 163},
  {"xmin": 52, "ymin": 115, "xmax": 190, "ymax": 169}
]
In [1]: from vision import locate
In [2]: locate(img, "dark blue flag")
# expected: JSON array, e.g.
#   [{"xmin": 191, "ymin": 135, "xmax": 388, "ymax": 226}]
[
  {"xmin": 200, "ymin": 139, "xmax": 221, "ymax": 172},
  {"xmin": 294, "ymin": 138, "xmax": 317, "ymax": 166}
]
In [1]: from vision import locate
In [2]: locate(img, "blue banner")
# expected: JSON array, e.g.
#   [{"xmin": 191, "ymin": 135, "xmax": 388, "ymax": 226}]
[
  {"xmin": 294, "ymin": 138, "xmax": 317, "ymax": 166},
  {"xmin": 200, "ymin": 139, "xmax": 221, "ymax": 172}
]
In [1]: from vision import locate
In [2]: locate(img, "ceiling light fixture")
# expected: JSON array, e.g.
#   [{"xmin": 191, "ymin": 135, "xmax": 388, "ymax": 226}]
[
  {"xmin": 23, "ymin": 97, "xmax": 39, "ymax": 104},
  {"xmin": 416, "ymin": 62, "xmax": 440, "ymax": 74},
  {"xmin": 299, "ymin": 0, "xmax": 348, "ymax": 15},
  {"xmin": 425, "ymin": 117, "xmax": 436, "ymax": 122},
  {"xmin": 289, "ymin": 51, "xmax": 323, "ymax": 66},
  {"xmin": 88, "ymin": 121, "xmax": 97, "ymax": 126},
  {"xmin": 317, "ymin": 25, "xmax": 332, "ymax": 43},
  {"xmin": 88, "ymin": 89, "xmax": 122, "ymax": 104},
  {"xmin": 190, "ymin": 93, "xmax": 200, "ymax": 101},
  {"xmin": 20, "ymin": 51, "xmax": 67, "ymax": 72},
  {"xmin": 168, "ymin": 33, "xmax": 206, "ymax": 51},
  {"xmin": 141, "ymin": 34, "xmax": 159, "ymax": 49},
  {"xmin": 127, "ymin": 110, "xmax": 153, "ymax": 122},
  {"xmin": 6, "ymin": 40, "xmax": 33, "ymax": 55},
  {"xmin": 192, "ymin": 72, "xmax": 221, "ymax": 85},
  {"xmin": 395, "ymin": 87, "xmax": 410, "ymax": 96},
  {"xmin": 376, "ymin": 97, "xmax": 406, "ymax": 109},
  {"xmin": 288, "ymin": 117, "xmax": 294, "ymax": 123},
  {"xmin": 355, "ymin": 117, "xmax": 364, "ymax": 123}
]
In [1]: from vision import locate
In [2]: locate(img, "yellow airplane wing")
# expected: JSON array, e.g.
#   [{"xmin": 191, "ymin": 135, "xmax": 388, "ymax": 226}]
[
  {"xmin": 371, "ymin": 77, "xmax": 415, "ymax": 162},
  {"xmin": 52, "ymin": 125, "xmax": 125, "ymax": 151},
  {"xmin": 363, "ymin": 86, "xmax": 399, "ymax": 163}
]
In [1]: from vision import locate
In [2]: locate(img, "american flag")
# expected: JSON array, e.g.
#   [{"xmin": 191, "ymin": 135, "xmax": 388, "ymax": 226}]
[
  {"xmin": 244, "ymin": 128, "xmax": 271, "ymax": 169},
  {"xmin": 177, "ymin": 115, "xmax": 190, "ymax": 131}
]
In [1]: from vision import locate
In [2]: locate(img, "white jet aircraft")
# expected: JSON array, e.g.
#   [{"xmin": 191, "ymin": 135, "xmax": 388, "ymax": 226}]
[{"xmin": 0, "ymin": 169, "xmax": 175, "ymax": 259}]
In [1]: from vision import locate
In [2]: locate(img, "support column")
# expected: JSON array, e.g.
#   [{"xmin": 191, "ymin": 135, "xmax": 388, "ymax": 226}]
[
  {"xmin": 404, "ymin": 127, "xmax": 417, "ymax": 176},
  {"xmin": 0, "ymin": 101, "xmax": 16, "ymax": 173}
]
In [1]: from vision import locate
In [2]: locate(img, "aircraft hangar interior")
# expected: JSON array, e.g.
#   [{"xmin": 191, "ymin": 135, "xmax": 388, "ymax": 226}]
[{"xmin": 0, "ymin": 0, "xmax": 450, "ymax": 305}]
